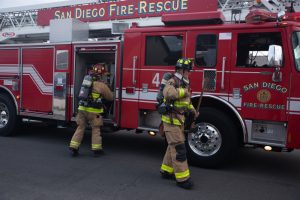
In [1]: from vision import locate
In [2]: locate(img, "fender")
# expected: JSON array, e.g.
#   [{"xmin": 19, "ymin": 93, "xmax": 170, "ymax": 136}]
[
  {"xmin": 0, "ymin": 86, "xmax": 19, "ymax": 114},
  {"xmin": 191, "ymin": 94, "xmax": 248, "ymax": 143}
]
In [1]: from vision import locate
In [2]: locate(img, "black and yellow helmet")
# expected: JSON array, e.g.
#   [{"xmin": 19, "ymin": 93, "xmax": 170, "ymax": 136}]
[
  {"xmin": 91, "ymin": 63, "xmax": 107, "ymax": 75},
  {"xmin": 175, "ymin": 58, "xmax": 193, "ymax": 71}
]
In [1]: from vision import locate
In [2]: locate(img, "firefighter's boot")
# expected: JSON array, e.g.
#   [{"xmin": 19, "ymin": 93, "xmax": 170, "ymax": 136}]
[
  {"xmin": 176, "ymin": 178, "xmax": 193, "ymax": 190},
  {"xmin": 92, "ymin": 149, "xmax": 104, "ymax": 157},
  {"xmin": 69, "ymin": 147, "xmax": 79, "ymax": 157},
  {"xmin": 160, "ymin": 171, "xmax": 175, "ymax": 180}
]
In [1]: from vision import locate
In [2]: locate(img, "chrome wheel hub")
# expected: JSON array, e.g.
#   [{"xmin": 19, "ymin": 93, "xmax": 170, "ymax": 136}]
[
  {"xmin": 0, "ymin": 103, "xmax": 9, "ymax": 128},
  {"xmin": 188, "ymin": 123, "xmax": 222, "ymax": 157}
]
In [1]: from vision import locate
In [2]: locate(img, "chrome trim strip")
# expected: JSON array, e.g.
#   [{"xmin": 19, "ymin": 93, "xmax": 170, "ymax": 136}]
[
  {"xmin": 137, "ymin": 127, "xmax": 159, "ymax": 132},
  {"xmin": 20, "ymin": 111, "xmax": 55, "ymax": 119}
]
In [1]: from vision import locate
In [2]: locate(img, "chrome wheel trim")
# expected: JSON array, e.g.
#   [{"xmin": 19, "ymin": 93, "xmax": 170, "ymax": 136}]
[
  {"xmin": 188, "ymin": 122, "xmax": 222, "ymax": 157},
  {"xmin": 0, "ymin": 103, "xmax": 9, "ymax": 128}
]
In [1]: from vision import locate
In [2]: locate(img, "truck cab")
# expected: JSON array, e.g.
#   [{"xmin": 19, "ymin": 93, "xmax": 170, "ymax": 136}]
[{"xmin": 120, "ymin": 13, "xmax": 300, "ymax": 167}]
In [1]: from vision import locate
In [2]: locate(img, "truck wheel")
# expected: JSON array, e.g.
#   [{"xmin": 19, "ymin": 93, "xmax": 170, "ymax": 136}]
[
  {"xmin": 0, "ymin": 94, "xmax": 18, "ymax": 136},
  {"xmin": 186, "ymin": 107, "xmax": 239, "ymax": 168}
]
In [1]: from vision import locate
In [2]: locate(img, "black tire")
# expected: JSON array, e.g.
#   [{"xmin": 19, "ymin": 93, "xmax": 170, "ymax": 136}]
[
  {"xmin": 186, "ymin": 107, "xmax": 240, "ymax": 168},
  {"xmin": 0, "ymin": 94, "xmax": 18, "ymax": 136}
]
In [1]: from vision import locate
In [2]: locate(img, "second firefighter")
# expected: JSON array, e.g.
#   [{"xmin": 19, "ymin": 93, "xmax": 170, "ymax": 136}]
[{"xmin": 69, "ymin": 63, "xmax": 113, "ymax": 157}]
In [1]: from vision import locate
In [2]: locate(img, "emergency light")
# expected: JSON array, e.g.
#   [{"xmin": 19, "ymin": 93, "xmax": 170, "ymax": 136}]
[
  {"xmin": 283, "ymin": 12, "xmax": 300, "ymax": 22},
  {"xmin": 246, "ymin": 9, "xmax": 300, "ymax": 24}
]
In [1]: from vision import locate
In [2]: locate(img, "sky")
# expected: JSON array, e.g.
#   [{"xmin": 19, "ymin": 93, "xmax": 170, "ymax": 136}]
[{"xmin": 0, "ymin": 0, "xmax": 66, "ymax": 8}]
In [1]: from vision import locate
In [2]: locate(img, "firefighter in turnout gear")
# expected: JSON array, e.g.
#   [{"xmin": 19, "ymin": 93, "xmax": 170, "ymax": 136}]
[
  {"xmin": 160, "ymin": 58, "xmax": 198, "ymax": 189},
  {"xmin": 69, "ymin": 63, "xmax": 113, "ymax": 157}
]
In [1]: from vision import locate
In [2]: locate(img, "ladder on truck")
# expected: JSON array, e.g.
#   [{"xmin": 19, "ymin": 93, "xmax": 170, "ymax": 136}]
[
  {"xmin": 0, "ymin": 0, "xmax": 163, "ymax": 43},
  {"xmin": 219, "ymin": 0, "xmax": 300, "ymax": 22}
]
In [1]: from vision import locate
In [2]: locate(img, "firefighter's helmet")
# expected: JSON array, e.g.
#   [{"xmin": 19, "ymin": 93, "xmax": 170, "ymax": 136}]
[
  {"xmin": 175, "ymin": 58, "xmax": 193, "ymax": 71},
  {"xmin": 90, "ymin": 63, "xmax": 107, "ymax": 76}
]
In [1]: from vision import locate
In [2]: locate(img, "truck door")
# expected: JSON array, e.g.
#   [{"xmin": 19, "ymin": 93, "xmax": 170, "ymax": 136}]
[
  {"xmin": 21, "ymin": 47, "xmax": 54, "ymax": 114},
  {"xmin": 286, "ymin": 29, "xmax": 300, "ymax": 148},
  {"xmin": 121, "ymin": 33, "xmax": 142, "ymax": 129},
  {"xmin": 138, "ymin": 32, "xmax": 185, "ymax": 129},
  {"xmin": 186, "ymin": 30, "xmax": 232, "ymax": 98},
  {"xmin": 230, "ymin": 29, "xmax": 290, "ymax": 122}
]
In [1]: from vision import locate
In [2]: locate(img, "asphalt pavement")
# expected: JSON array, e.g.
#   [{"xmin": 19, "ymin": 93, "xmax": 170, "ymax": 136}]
[{"xmin": 0, "ymin": 123, "xmax": 299, "ymax": 200}]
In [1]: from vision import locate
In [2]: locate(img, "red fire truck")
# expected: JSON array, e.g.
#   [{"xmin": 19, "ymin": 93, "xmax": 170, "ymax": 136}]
[{"xmin": 1, "ymin": 0, "xmax": 300, "ymax": 167}]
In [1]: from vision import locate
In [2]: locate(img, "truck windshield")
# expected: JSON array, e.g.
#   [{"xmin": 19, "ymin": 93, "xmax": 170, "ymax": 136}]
[{"xmin": 292, "ymin": 32, "xmax": 300, "ymax": 71}]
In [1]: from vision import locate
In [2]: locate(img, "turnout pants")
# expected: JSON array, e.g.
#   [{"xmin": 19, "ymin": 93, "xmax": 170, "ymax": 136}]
[
  {"xmin": 69, "ymin": 110, "xmax": 103, "ymax": 151},
  {"xmin": 160, "ymin": 122, "xmax": 190, "ymax": 182}
]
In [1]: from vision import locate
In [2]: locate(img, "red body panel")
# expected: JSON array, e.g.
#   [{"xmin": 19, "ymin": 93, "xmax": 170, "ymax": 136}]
[{"xmin": 0, "ymin": 49, "xmax": 18, "ymax": 65}]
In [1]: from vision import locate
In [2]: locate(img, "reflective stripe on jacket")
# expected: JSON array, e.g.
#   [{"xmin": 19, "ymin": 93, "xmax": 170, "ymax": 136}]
[
  {"xmin": 78, "ymin": 92, "xmax": 103, "ymax": 114},
  {"xmin": 78, "ymin": 106, "xmax": 104, "ymax": 114},
  {"xmin": 161, "ymin": 77, "xmax": 195, "ymax": 126},
  {"xmin": 78, "ymin": 79, "xmax": 114, "ymax": 114}
]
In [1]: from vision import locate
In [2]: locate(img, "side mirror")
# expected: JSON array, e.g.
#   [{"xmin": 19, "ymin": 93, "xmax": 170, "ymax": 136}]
[
  {"xmin": 268, "ymin": 45, "xmax": 283, "ymax": 67},
  {"xmin": 277, "ymin": 11, "xmax": 286, "ymax": 22}
]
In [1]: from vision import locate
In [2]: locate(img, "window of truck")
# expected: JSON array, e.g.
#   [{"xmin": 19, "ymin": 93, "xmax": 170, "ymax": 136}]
[
  {"xmin": 195, "ymin": 34, "xmax": 217, "ymax": 67},
  {"xmin": 236, "ymin": 32, "xmax": 283, "ymax": 68},
  {"xmin": 145, "ymin": 35, "xmax": 183, "ymax": 66},
  {"xmin": 292, "ymin": 32, "xmax": 300, "ymax": 71}
]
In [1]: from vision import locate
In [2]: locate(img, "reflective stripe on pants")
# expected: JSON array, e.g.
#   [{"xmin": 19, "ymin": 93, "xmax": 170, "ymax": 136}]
[{"xmin": 160, "ymin": 122, "xmax": 190, "ymax": 182}]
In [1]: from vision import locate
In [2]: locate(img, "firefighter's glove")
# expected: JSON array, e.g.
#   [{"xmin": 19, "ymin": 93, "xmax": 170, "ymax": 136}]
[{"xmin": 190, "ymin": 122, "xmax": 196, "ymax": 130}]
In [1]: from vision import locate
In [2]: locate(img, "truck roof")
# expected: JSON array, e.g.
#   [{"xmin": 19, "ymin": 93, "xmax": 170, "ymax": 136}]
[{"xmin": 126, "ymin": 21, "xmax": 298, "ymax": 34}]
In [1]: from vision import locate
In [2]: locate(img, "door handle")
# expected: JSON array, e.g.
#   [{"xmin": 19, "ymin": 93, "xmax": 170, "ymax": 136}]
[
  {"xmin": 221, "ymin": 57, "xmax": 226, "ymax": 90},
  {"xmin": 272, "ymin": 67, "xmax": 282, "ymax": 82},
  {"xmin": 132, "ymin": 56, "xmax": 137, "ymax": 85}
]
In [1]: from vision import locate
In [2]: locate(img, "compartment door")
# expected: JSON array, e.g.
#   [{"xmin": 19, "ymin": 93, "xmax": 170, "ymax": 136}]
[
  {"xmin": 73, "ymin": 43, "xmax": 121, "ymax": 125},
  {"xmin": 21, "ymin": 47, "xmax": 54, "ymax": 113}
]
